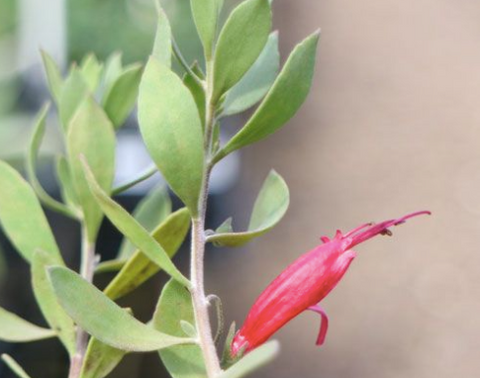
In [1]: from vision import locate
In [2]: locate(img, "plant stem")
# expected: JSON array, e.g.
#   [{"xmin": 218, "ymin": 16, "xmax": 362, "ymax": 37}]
[
  {"xmin": 68, "ymin": 226, "xmax": 96, "ymax": 378},
  {"xmin": 190, "ymin": 56, "xmax": 222, "ymax": 377}
]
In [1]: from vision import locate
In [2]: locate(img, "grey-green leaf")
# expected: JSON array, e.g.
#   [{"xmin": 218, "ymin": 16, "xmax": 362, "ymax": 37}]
[
  {"xmin": 67, "ymin": 97, "xmax": 116, "ymax": 241},
  {"xmin": 183, "ymin": 62, "xmax": 206, "ymax": 129},
  {"xmin": 1, "ymin": 355, "xmax": 33, "ymax": 378},
  {"xmin": 101, "ymin": 52, "xmax": 123, "ymax": 100},
  {"xmin": 207, "ymin": 170, "xmax": 289, "ymax": 247},
  {"xmin": 222, "ymin": 32, "xmax": 279, "ymax": 116},
  {"xmin": 191, "ymin": 0, "xmax": 224, "ymax": 59},
  {"xmin": 212, "ymin": 0, "xmax": 272, "ymax": 102},
  {"xmin": 49, "ymin": 266, "xmax": 193, "ymax": 352},
  {"xmin": 152, "ymin": 7, "xmax": 172, "ymax": 67},
  {"xmin": 40, "ymin": 50, "xmax": 63, "ymax": 103},
  {"xmin": 0, "ymin": 307, "xmax": 56, "ymax": 343},
  {"xmin": 55, "ymin": 156, "xmax": 79, "ymax": 210},
  {"xmin": 59, "ymin": 68, "xmax": 89, "ymax": 131},
  {"xmin": 153, "ymin": 279, "xmax": 206, "ymax": 378},
  {"xmin": 103, "ymin": 63, "xmax": 142, "ymax": 128},
  {"xmin": 117, "ymin": 185, "xmax": 172, "ymax": 260},
  {"xmin": 0, "ymin": 161, "xmax": 62, "ymax": 263},
  {"xmin": 138, "ymin": 58, "xmax": 204, "ymax": 214},
  {"xmin": 82, "ymin": 161, "xmax": 190, "ymax": 288},
  {"xmin": 26, "ymin": 104, "xmax": 76, "ymax": 218},
  {"xmin": 80, "ymin": 54, "xmax": 103, "ymax": 92},
  {"xmin": 31, "ymin": 251, "xmax": 76, "ymax": 356},
  {"xmin": 80, "ymin": 337, "xmax": 126, "ymax": 378},
  {"xmin": 219, "ymin": 341, "xmax": 279, "ymax": 378},
  {"xmin": 104, "ymin": 208, "xmax": 190, "ymax": 300},
  {"xmin": 214, "ymin": 31, "xmax": 320, "ymax": 162}
]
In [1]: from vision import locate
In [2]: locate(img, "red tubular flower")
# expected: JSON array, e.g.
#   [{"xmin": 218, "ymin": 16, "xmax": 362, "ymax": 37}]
[{"xmin": 231, "ymin": 211, "xmax": 431, "ymax": 355}]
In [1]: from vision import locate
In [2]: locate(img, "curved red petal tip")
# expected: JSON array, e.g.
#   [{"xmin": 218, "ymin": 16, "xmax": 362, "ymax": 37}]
[{"xmin": 348, "ymin": 210, "xmax": 431, "ymax": 248}]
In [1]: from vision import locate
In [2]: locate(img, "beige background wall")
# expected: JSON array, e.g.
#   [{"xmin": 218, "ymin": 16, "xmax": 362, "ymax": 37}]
[{"xmin": 213, "ymin": 1, "xmax": 480, "ymax": 377}]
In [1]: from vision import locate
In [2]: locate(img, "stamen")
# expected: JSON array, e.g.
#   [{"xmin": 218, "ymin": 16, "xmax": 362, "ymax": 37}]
[
  {"xmin": 344, "ymin": 222, "xmax": 374, "ymax": 238},
  {"xmin": 348, "ymin": 211, "xmax": 431, "ymax": 249}
]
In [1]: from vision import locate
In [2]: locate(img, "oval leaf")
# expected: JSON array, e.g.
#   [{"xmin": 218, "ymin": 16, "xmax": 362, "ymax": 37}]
[
  {"xmin": 101, "ymin": 52, "xmax": 123, "ymax": 100},
  {"xmin": 80, "ymin": 337, "xmax": 126, "ymax": 378},
  {"xmin": 117, "ymin": 185, "xmax": 172, "ymax": 260},
  {"xmin": 59, "ymin": 68, "xmax": 89, "ymax": 131},
  {"xmin": 31, "ymin": 251, "xmax": 76, "ymax": 356},
  {"xmin": 207, "ymin": 170, "xmax": 289, "ymax": 247},
  {"xmin": 152, "ymin": 6, "xmax": 172, "ymax": 67},
  {"xmin": 214, "ymin": 31, "xmax": 320, "ymax": 162},
  {"xmin": 0, "ymin": 161, "xmax": 62, "ymax": 263},
  {"xmin": 191, "ymin": 0, "xmax": 224, "ymax": 59},
  {"xmin": 67, "ymin": 97, "xmax": 116, "ymax": 241},
  {"xmin": 0, "ymin": 307, "xmax": 56, "ymax": 343},
  {"xmin": 218, "ymin": 341, "xmax": 279, "ymax": 378},
  {"xmin": 212, "ymin": 0, "xmax": 272, "ymax": 101},
  {"xmin": 80, "ymin": 54, "xmax": 103, "ymax": 92},
  {"xmin": 55, "ymin": 156, "xmax": 80, "ymax": 210},
  {"xmin": 138, "ymin": 58, "xmax": 204, "ymax": 214},
  {"xmin": 222, "ymin": 32, "xmax": 279, "ymax": 116},
  {"xmin": 103, "ymin": 64, "xmax": 142, "ymax": 128},
  {"xmin": 153, "ymin": 279, "xmax": 206, "ymax": 378},
  {"xmin": 104, "ymin": 208, "xmax": 191, "ymax": 300},
  {"xmin": 49, "ymin": 266, "xmax": 193, "ymax": 352},
  {"xmin": 82, "ymin": 161, "xmax": 190, "ymax": 288},
  {"xmin": 26, "ymin": 104, "xmax": 76, "ymax": 218},
  {"xmin": 40, "ymin": 50, "xmax": 63, "ymax": 103}
]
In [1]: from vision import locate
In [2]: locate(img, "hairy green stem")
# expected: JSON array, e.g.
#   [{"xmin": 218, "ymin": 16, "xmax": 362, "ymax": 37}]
[
  {"xmin": 190, "ymin": 57, "xmax": 222, "ymax": 377},
  {"xmin": 68, "ymin": 226, "xmax": 96, "ymax": 378}
]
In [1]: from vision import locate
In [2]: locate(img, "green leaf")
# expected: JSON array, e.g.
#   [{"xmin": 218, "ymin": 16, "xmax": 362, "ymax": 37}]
[
  {"xmin": 80, "ymin": 54, "xmax": 103, "ymax": 92},
  {"xmin": 31, "ymin": 251, "xmax": 76, "ymax": 356},
  {"xmin": 0, "ymin": 307, "xmax": 56, "ymax": 343},
  {"xmin": 153, "ymin": 279, "xmax": 206, "ymax": 378},
  {"xmin": 191, "ymin": 0, "xmax": 224, "ymax": 59},
  {"xmin": 1, "ymin": 354, "xmax": 33, "ymax": 378},
  {"xmin": 26, "ymin": 104, "xmax": 76, "ymax": 218},
  {"xmin": 49, "ymin": 266, "xmax": 193, "ymax": 351},
  {"xmin": 82, "ymin": 161, "xmax": 190, "ymax": 288},
  {"xmin": 219, "ymin": 341, "xmax": 279, "ymax": 378},
  {"xmin": 152, "ymin": 7, "xmax": 172, "ymax": 67},
  {"xmin": 222, "ymin": 32, "xmax": 279, "ymax": 116},
  {"xmin": 101, "ymin": 52, "xmax": 123, "ymax": 100},
  {"xmin": 221, "ymin": 322, "xmax": 238, "ymax": 369},
  {"xmin": 103, "ymin": 63, "xmax": 142, "ymax": 128},
  {"xmin": 138, "ymin": 58, "xmax": 204, "ymax": 214},
  {"xmin": 214, "ymin": 31, "xmax": 320, "ymax": 162},
  {"xmin": 40, "ymin": 50, "xmax": 63, "ymax": 103},
  {"xmin": 0, "ymin": 161, "xmax": 62, "ymax": 263},
  {"xmin": 212, "ymin": 0, "xmax": 272, "ymax": 102},
  {"xmin": 183, "ymin": 62, "xmax": 206, "ymax": 129},
  {"xmin": 59, "ymin": 68, "xmax": 89, "ymax": 131},
  {"xmin": 80, "ymin": 337, "xmax": 126, "ymax": 378},
  {"xmin": 117, "ymin": 185, "xmax": 172, "ymax": 260},
  {"xmin": 67, "ymin": 97, "xmax": 116, "ymax": 241},
  {"xmin": 55, "ymin": 156, "xmax": 80, "ymax": 210},
  {"xmin": 104, "ymin": 208, "xmax": 190, "ymax": 300},
  {"xmin": 207, "ymin": 170, "xmax": 289, "ymax": 247}
]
